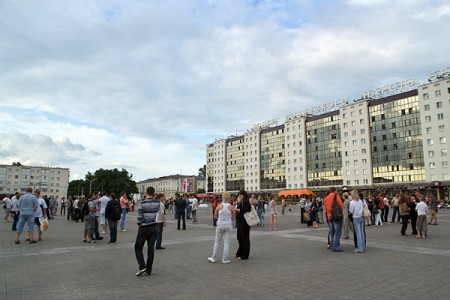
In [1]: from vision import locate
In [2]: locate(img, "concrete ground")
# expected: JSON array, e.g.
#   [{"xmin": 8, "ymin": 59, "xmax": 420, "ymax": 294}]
[{"xmin": 1, "ymin": 206, "xmax": 450, "ymax": 300}]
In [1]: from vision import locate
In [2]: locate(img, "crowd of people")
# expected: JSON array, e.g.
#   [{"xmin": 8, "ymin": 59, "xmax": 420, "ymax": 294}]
[{"xmin": 2, "ymin": 186, "xmax": 444, "ymax": 277}]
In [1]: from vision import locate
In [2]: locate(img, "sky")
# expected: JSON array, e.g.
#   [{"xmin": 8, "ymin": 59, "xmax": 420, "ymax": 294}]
[{"xmin": 1, "ymin": 0, "xmax": 449, "ymax": 182}]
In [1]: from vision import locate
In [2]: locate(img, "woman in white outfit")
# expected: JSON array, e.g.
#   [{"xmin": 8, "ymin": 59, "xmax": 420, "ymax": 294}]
[{"xmin": 208, "ymin": 192, "xmax": 235, "ymax": 264}]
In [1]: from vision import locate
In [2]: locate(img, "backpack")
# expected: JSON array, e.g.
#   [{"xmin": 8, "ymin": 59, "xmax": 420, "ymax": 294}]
[
  {"xmin": 111, "ymin": 201, "xmax": 122, "ymax": 221},
  {"xmin": 82, "ymin": 200, "xmax": 90, "ymax": 216},
  {"xmin": 331, "ymin": 193, "xmax": 343, "ymax": 222}
]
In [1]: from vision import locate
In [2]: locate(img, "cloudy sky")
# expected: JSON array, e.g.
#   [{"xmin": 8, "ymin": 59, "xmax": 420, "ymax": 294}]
[{"xmin": 1, "ymin": 0, "xmax": 449, "ymax": 182}]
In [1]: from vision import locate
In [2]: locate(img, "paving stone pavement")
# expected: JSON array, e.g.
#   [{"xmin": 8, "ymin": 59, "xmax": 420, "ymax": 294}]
[{"xmin": 1, "ymin": 207, "xmax": 450, "ymax": 300}]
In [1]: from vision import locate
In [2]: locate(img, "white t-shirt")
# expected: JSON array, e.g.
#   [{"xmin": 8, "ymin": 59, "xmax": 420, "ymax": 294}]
[
  {"xmin": 35, "ymin": 198, "xmax": 48, "ymax": 218},
  {"xmin": 155, "ymin": 202, "xmax": 165, "ymax": 223},
  {"xmin": 383, "ymin": 197, "xmax": 390, "ymax": 207},
  {"xmin": 73, "ymin": 199, "xmax": 79, "ymax": 208},
  {"xmin": 190, "ymin": 198, "xmax": 198, "ymax": 211},
  {"xmin": 2, "ymin": 197, "xmax": 12, "ymax": 209},
  {"xmin": 416, "ymin": 201, "xmax": 428, "ymax": 216},
  {"xmin": 99, "ymin": 196, "xmax": 110, "ymax": 215}
]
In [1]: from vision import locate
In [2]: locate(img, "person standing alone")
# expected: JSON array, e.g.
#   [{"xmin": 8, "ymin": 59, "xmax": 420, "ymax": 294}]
[{"xmin": 135, "ymin": 187, "xmax": 161, "ymax": 276}]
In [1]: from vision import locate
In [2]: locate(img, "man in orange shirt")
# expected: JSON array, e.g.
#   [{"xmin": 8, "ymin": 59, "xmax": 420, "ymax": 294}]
[{"xmin": 324, "ymin": 187, "xmax": 344, "ymax": 252}]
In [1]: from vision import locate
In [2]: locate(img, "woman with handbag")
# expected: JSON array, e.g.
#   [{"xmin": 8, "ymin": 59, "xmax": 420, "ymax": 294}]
[{"xmin": 235, "ymin": 190, "xmax": 251, "ymax": 260}]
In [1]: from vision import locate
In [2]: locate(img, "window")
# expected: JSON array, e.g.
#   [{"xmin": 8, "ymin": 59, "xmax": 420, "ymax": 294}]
[
  {"xmin": 361, "ymin": 138, "xmax": 366, "ymax": 144},
  {"xmin": 354, "ymin": 160, "xmax": 358, "ymax": 165},
  {"xmin": 435, "ymin": 90, "xmax": 441, "ymax": 97},
  {"xmin": 351, "ymin": 111, "xmax": 355, "ymax": 117},
  {"xmin": 437, "ymin": 113, "xmax": 444, "ymax": 120},
  {"xmin": 424, "ymin": 104, "xmax": 430, "ymax": 111},
  {"xmin": 360, "ymin": 119, "xmax": 364, "ymax": 125},
  {"xmin": 351, "ymin": 121, "xmax": 355, "ymax": 127},
  {"xmin": 429, "ymin": 162, "xmax": 436, "ymax": 169},
  {"xmin": 426, "ymin": 127, "xmax": 432, "ymax": 134},
  {"xmin": 362, "ymin": 148, "xmax": 367, "ymax": 154},
  {"xmin": 441, "ymin": 149, "xmax": 448, "ymax": 156},
  {"xmin": 344, "ymin": 132, "xmax": 348, "ymax": 138},
  {"xmin": 442, "ymin": 161, "xmax": 449, "ymax": 168},
  {"xmin": 437, "ymin": 101, "xmax": 443, "ymax": 108},
  {"xmin": 362, "ymin": 158, "xmax": 367, "ymax": 164},
  {"xmin": 361, "ymin": 128, "xmax": 365, "ymax": 134},
  {"xmin": 440, "ymin": 137, "xmax": 446, "ymax": 144},
  {"xmin": 428, "ymin": 151, "xmax": 434, "ymax": 158},
  {"xmin": 352, "ymin": 130, "xmax": 357, "ymax": 136},
  {"xmin": 423, "ymin": 93, "xmax": 429, "ymax": 100},
  {"xmin": 353, "ymin": 150, "xmax": 357, "ymax": 155},
  {"xmin": 359, "ymin": 109, "xmax": 363, "ymax": 115},
  {"xmin": 352, "ymin": 140, "xmax": 357, "ymax": 146},
  {"xmin": 439, "ymin": 125, "xmax": 445, "ymax": 132},
  {"xmin": 342, "ymin": 113, "xmax": 347, "ymax": 119},
  {"xmin": 425, "ymin": 116, "xmax": 431, "ymax": 122}
]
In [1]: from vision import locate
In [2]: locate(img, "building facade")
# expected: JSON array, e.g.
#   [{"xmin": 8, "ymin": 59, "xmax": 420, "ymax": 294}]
[
  {"xmin": 136, "ymin": 175, "xmax": 206, "ymax": 200},
  {"xmin": 206, "ymin": 68, "xmax": 450, "ymax": 198},
  {"xmin": 0, "ymin": 164, "xmax": 70, "ymax": 200}
]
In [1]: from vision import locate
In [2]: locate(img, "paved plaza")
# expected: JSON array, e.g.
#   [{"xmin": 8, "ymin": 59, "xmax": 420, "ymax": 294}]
[{"xmin": 1, "ymin": 207, "xmax": 450, "ymax": 300}]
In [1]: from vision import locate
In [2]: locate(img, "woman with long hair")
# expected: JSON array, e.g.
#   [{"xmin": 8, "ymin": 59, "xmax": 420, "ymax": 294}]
[
  {"xmin": 208, "ymin": 192, "xmax": 235, "ymax": 264},
  {"xmin": 399, "ymin": 194, "xmax": 410, "ymax": 236},
  {"xmin": 349, "ymin": 190, "xmax": 365, "ymax": 253},
  {"xmin": 235, "ymin": 190, "xmax": 251, "ymax": 260},
  {"xmin": 269, "ymin": 195, "xmax": 278, "ymax": 231}
]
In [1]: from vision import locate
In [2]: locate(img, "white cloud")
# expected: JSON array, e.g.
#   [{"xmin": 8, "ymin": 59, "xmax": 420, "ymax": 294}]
[{"xmin": 0, "ymin": 0, "xmax": 449, "ymax": 181}]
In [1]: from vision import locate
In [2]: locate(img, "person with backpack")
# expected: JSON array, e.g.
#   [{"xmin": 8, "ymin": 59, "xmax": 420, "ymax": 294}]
[
  {"xmin": 324, "ymin": 187, "xmax": 344, "ymax": 252},
  {"xmin": 105, "ymin": 193, "xmax": 121, "ymax": 244}
]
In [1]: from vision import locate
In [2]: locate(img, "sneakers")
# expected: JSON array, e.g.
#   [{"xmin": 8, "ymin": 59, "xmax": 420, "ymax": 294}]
[
  {"xmin": 101, "ymin": 231, "xmax": 106, "ymax": 234},
  {"xmin": 208, "ymin": 257, "xmax": 216, "ymax": 263},
  {"xmin": 136, "ymin": 268, "xmax": 147, "ymax": 276},
  {"xmin": 83, "ymin": 239, "xmax": 87, "ymax": 243},
  {"xmin": 222, "ymin": 260, "xmax": 231, "ymax": 264},
  {"xmin": 121, "ymin": 229, "xmax": 127, "ymax": 232},
  {"xmin": 88, "ymin": 240, "xmax": 96, "ymax": 244}
]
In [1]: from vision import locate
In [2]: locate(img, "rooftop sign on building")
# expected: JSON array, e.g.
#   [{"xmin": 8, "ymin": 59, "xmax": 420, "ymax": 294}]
[
  {"xmin": 252, "ymin": 117, "xmax": 279, "ymax": 130},
  {"xmin": 362, "ymin": 78, "xmax": 419, "ymax": 100},
  {"xmin": 428, "ymin": 67, "xmax": 449, "ymax": 83},
  {"xmin": 285, "ymin": 98, "xmax": 348, "ymax": 121}
]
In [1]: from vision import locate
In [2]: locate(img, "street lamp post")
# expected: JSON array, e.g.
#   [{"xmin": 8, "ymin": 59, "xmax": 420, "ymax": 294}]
[{"xmin": 89, "ymin": 178, "xmax": 96, "ymax": 194}]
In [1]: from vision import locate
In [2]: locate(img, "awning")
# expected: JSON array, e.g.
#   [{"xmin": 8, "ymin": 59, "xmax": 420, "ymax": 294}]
[
  {"xmin": 277, "ymin": 189, "xmax": 315, "ymax": 197},
  {"xmin": 196, "ymin": 193, "xmax": 218, "ymax": 199}
]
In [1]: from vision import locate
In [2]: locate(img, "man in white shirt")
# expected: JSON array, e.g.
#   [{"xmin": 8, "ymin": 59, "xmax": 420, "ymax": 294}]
[
  {"xmin": 99, "ymin": 192, "xmax": 110, "ymax": 234},
  {"xmin": 382, "ymin": 196, "xmax": 390, "ymax": 223},
  {"xmin": 155, "ymin": 194, "xmax": 166, "ymax": 250},
  {"xmin": 2, "ymin": 194, "xmax": 12, "ymax": 223},
  {"xmin": 190, "ymin": 195, "xmax": 199, "ymax": 224},
  {"xmin": 33, "ymin": 190, "xmax": 47, "ymax": 242}
]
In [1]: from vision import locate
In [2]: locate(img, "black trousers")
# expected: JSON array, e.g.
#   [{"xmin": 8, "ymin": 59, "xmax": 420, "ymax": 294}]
[
  {"xmin": 156, "ymin": 222, "xmax": 164, "ymax": 247},
  {"xmin": 410, "ymin": 214, "xmax": 418, "ymax": 234},
  {"xmin": 383, "ymin": 206, "xmax": 390, "ymax": 222},
  {"xmin": 401, "ymin": 215, "xmax": 409, "ymax": 235},
  {"xmin": 134, "ymin": 225, "xmax": 157, "ymax": 272},
  {"xmin": 177, "ymin": 211, "xmax": 186, "ymax": 229},
  {"xmin": 236, "ymin": 221, "xmax": 251, "ymax": 259}
]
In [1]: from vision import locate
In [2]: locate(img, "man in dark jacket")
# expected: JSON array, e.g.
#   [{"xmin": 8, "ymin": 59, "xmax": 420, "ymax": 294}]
[
  {"xmin": 175, "ymin": 194, "xmax": 187, "ymax": 230},
  {"xmin": 105, "ymin": 193, "xmax": 121, "ymax": 244}
]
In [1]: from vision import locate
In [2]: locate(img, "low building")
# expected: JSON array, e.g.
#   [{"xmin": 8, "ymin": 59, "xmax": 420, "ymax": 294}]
[
  {"xmin": 136, "ymin": 175, "xmax": 206, "ymax": 200},
  {"xmin": 0, "ymin": 164, "xmax": 70, "ymax": 200}
]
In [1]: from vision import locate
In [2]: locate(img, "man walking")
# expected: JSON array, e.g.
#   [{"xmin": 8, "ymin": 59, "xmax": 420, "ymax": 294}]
[
  {"xmin": 175, "ymin": 194, "xmax": 187, "ymax": 230},
  {"xmin": 33, "ymin": 190, "xmax": 47, "ymax": 242},
  {"xmin": 190, "ymin": 195, "xmax": 198, "ymax": 224},
  {"xmin": 135, "ymin": 187, "xmax": 161, "ymax": 276},
  {"xmin": 2, "ymin": 194, "xmax": 12, "ymax": 222},
  {"xmin": 99, "ymin": 192, "xmax": 110, "ymax": 234},
  {"xmin": 324, "ymin": 187, "xmax": 344, "ymax": 252},
  {"xmin": 155, "ymin": 194, "xmax": 166, "ymax": 249}
]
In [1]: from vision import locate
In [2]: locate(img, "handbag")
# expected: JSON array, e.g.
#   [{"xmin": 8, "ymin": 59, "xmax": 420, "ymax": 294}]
[
  {"xmin": 40, "ymin": 217, "xmax": 49, "ymax": 231},
  {"xmin": 363, "ymin": 207, "xmax": 371, "ymax": 218},
  {"xmin": 244, "ymin": 205, "xmax": 260, "ymax": 227},
  {"xmin": 303, "ymin": 212, "xmax": 310, "ymax": 222}
]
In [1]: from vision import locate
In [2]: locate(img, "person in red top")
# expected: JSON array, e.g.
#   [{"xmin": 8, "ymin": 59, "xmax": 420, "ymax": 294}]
[
  {"xmin": 324, "ymin": 187, "xmax": 344, "ymax": 252},
  {"xmin": 212, "ymin": 197, "xmax": 219, "ymax": 227}
]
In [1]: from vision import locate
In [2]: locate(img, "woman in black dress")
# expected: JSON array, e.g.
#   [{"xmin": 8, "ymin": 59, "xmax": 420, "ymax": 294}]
[{"xmin": 235, "ymin": 190, "xmax": 251, "ymax": 260}]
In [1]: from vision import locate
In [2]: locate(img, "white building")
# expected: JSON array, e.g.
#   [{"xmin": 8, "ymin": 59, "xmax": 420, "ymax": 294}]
[
  {"xmin": 0, "ymin": 164, "xmax": 70, "ymax": 200},
  {"xmin": 419, "ymin": 68, "xmax": 450, "ymax": 183},
  {"xmin": 136, "ymin": 175, "xmax": 206, "ymax": 200}
]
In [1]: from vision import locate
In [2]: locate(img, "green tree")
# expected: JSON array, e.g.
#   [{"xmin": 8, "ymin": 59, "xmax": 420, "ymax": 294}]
[
  {"xmin": 68, "ymin": 168, "xmax": 138, "ymax": 197},
  {"xmin": 198, "ymin": 164, "xmax": 206, "ymax": 177}
]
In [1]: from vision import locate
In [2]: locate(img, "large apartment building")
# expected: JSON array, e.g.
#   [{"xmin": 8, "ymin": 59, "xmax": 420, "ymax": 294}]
[
  {"xmin": 0, "ymin": 164, "xmax": 70, "ymax": 200},
  {"xmin": 206, "ymin": 68, "xmax": 450, "ymax": 198}
]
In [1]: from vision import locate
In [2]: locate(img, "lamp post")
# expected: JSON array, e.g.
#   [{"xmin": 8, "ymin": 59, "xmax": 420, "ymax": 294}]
[{"xmin": 89, "ymin": 178, "xmax": 96, "ymax": 194}]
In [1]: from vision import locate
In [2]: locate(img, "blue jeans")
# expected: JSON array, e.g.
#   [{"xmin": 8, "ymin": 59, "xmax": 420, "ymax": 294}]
[
  {"xmin": 257, "ymin": 208, "xmax": 264, "ymax": 226},
  {"xmin": 328, "ymin": 220, "xmax": 343, "ymax": 251},
  {"xmin": 120, "ymin": 209, "xmax": 127, "ymax": 230},
  {"xmin": 353, "ymin": 217, "xmax": 365, "ymax": 252},
  {"xmin": 108, "ymin": 220, "xmax": 118, "ymax": 243},
  {"xmin": 17, "ymin": 211, "xmax": 35, "ymax": 233}
]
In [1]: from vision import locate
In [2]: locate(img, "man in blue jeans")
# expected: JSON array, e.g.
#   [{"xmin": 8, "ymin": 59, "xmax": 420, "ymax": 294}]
[
  {"xmin": 135, "ymin": 186, "xmax": 161, "ymax": 276},
  {"xmin": 324, "ymin": 187, "xmax": 344, "ymax": 252}
]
